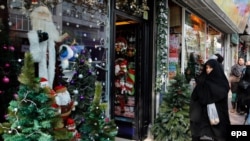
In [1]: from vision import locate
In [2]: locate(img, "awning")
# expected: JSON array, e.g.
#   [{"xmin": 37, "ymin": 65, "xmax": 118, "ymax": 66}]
[{"xmin": 173, "ymin": 0, "xmax": 249, "ymax": 34}]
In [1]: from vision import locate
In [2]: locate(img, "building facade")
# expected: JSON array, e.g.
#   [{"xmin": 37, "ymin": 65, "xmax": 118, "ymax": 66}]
[{"xmin": 1, "ymin": 0, "xmax": 250, "ymax": 141}]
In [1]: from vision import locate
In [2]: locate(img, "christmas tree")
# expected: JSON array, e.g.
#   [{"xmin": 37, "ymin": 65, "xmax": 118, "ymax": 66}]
[
  {"xmin": 66, "ymin": 47, "xmax": 97, "ymax": 126},
  {"xmin": 0, "ymin": 0, "xmax": 21, "ymax": 126},
  {"xmin": 0, "ymin": 53, "xmax": 72, "ymax": 141},
  {"xmin": 79, "ymin": 82, "xmax": 118, "ymax": 141},
  {"xmin": 151, "ymin": 73, "xmax": 191, "ymax": 141}
]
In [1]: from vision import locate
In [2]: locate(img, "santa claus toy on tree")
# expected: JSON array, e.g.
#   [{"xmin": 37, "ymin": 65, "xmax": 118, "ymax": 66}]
[{"xmin": 53, "ymin": 85, "xmax": 77, "ymax": 122}]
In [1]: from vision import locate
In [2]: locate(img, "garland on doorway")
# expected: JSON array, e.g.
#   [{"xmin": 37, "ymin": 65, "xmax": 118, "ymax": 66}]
[{"xmin": 155, "ymin": 0, "xmax": 169, "ymax": 93}]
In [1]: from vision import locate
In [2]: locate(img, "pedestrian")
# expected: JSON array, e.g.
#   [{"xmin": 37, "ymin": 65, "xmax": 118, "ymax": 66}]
[
  {"xmin": 229, "ymin": 57, "xmax": 245, "ymax": 113},
  {"xmin": 237, "ymin": 61, "xmax": 250, "ymax": 114},
  {"xmin": 190, "ymin": 59, "xmax": 230, "ymax": 141},
  {"xmin": 209, "ymin": 53, "xmax": 224, "ymax": 70}
]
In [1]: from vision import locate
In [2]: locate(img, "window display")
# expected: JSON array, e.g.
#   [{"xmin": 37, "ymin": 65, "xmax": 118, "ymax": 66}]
[{"xmin": 114, "ymin": 26, "xmax": 136, "ymax": 120}]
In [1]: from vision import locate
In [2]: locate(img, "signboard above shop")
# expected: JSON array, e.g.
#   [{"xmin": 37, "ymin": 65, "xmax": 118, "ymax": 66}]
[{"xmin": 214, "ymin": 0, "xmax": 250, "ymax": 33}]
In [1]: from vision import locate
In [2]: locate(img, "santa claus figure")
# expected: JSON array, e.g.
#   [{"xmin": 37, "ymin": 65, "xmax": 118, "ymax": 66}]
[
  {"xmin": 28, "ymin": 6, "xmax": 68, "ymax": 87},
  {"xmin": 40, "ymin": 77, "xmax": 56, "ymax": 98},
  {"xmin": 66, "ymin": 118, "xmax": 81, "ymax": 141},
  {"xmin": 53, "ymin": 85, "xmax": 76, "ymax": 120}
]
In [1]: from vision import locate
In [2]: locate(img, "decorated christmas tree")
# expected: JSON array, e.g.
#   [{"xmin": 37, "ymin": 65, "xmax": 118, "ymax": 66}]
[
  {"xmin": 0, "ymin": 53, "xmax": 72, "ymax": 141},
  {"xmin": 151, "ymin": 73, "xmax": 191, "ymax": 141},
  {"xmin": 66, "ymin": 47, "xmax": 97, "ymax": 126},
  {"xmin": 0, "ymin": 0, "xmax": 22, "ymax": 125},
  {"xmin": 79, "ymin": 82, "xmax": 118, "ymax": 141}
]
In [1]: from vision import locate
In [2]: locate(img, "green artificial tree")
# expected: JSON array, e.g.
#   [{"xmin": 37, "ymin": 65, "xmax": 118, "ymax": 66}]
[
  {"xmin": 79, "ymin": 82, "xmax": 118, "ymax": 141},
  {"xmin": 67, "ymin": 48, "xmax": 97, "ymax": 126},
  {"xmin": 0, "ymin": 53, "xmax": 72, "ymax": 141},
  {"xmin": 151, "ymin": 73, "xmax": 191, "ymax": 141}
]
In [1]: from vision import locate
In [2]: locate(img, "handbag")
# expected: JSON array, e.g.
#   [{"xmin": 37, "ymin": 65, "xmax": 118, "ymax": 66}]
[
  {"xmin": 238, "ymin": 80, "xmax": 250, "ymax": 89},
  {"xmin": 207, "ymin": 103, "xmax": 220, "ymax": 125}
]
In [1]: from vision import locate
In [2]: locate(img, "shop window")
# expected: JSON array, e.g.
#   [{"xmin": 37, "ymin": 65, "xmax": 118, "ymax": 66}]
[
  {"xmin": 184, "ymin": 12, "xmax": 206, "ymax": 81},
  {"xmin": 206, "ymin": 26, "xmax": 223, "ymax": 59},
  {"xmin": 61, "ymin": 1, "xmax": 109, "ymax": 103}
]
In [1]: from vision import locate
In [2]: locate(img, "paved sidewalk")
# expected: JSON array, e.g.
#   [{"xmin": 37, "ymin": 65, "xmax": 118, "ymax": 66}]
[{"xmin": 228, "ymin": 92, "xmax": 246, "ymax": 125}]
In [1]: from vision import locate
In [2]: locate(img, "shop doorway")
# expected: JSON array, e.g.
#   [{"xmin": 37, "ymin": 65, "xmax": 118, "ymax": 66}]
[{"xmin": 111, "ymin": 13, "xmax": 152, "ymax": 140}]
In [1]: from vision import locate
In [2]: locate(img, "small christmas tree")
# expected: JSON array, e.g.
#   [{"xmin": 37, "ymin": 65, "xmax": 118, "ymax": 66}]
[
  {"xmin": 0, "ymin": 0, "xmax": 22, "ymax": 124},
  {"xmin": 79, "ymin": 82, "xmax": 118, "ymax": 141},
  {"xmin": 67, "ymin": 48, "xmax": 97, "ymax": 126},
  {"xmin": 0, "ymin": 53, "xmax": 72, "ymax": 141},
  {"xmin": 151, "ymin": 73, "xmax": 191, "ymax": 141}
]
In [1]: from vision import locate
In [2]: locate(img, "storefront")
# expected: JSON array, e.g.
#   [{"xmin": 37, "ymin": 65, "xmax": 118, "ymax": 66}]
[
  {"xmin": 1, "ymin": 0, "xmax": 155, "ymax": 141},
  {"xmin": 109, "ymin": 1, "xmax": 153, "ymax": 140},
  {"xmin": 169, "ymin": 0, "xmax": 250, "ymax": 80}
]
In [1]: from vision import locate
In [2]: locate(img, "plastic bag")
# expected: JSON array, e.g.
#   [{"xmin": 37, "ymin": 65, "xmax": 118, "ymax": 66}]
[{"xmin": 207, "ymin": 103, "xmax": 220, "ymax": 125}]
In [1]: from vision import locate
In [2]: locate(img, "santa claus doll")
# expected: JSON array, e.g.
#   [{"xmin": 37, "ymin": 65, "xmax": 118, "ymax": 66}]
[
  {"xmin": 53, "ymin": 85, "xmax": 77, "ymax": 121},
  {"xmin": 28, "ymin": 6, "xmax": 68, "ymax": 87},
  {"xmin": 66, "ymin": 118, "xmax": 81, "ymax": 141}
]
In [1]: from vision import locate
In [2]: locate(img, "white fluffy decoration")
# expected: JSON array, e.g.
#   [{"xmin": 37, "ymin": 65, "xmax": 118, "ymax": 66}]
[{"xmin": 27, "ymin": 6, "xmax": 67, "ymax": 87}]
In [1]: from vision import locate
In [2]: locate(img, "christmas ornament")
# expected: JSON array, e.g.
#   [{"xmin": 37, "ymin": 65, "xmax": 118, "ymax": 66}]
[
  {"xmin": 40, "ymin": 77, "xmax": 49, "ymax": 88},
  {"xmin": 32, "ymin": 0, "xmax": 38, "ymax": 5},
  {"xmin": 53, "ymin": 85, "xmax": 76, "ymax": 121},
  {"xmin": 2, "ymin": 76, "xmax": 10, "ymax": 83},
  {"xmin": 8, "ymin": 46, "xmax": 15, "ymax": 51},
  {"xmin": 3, "ymin": 45, "xmax": 7, "ymax": 50},
  {"xmin": 59, "ymin": 44, "xmax": 74, "ymax": 69},
  {"xmin": 125, "ymin": 68, "xmax": 135, "ymax": 95},
  {"xmin": 78, "ymin": 74, "xmax": 83, "ymax": 78},
  {"xmin": 5, "ymin": 63, "xmax": 10, "ymax": 68},
  {"xmin": 73, "ymin": 89, "xmax": 79, "ymax": 94}
]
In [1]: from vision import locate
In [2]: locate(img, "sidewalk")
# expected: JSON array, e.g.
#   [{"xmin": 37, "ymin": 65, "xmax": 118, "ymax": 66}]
[{"xmin": 228, "ymin": 92, "xmax": 246, "ymax": 125}]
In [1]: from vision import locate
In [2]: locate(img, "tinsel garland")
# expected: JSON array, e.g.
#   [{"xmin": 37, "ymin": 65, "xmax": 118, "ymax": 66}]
[{"xmin": 155, "ymin": 0, "xmax": 168, "ymax": 92}]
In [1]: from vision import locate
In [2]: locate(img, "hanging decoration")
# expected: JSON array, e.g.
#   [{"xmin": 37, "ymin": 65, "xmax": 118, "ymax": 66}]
[
  {"xmin": 115, "ymin": 0, "xmax": 149, "ymax": 18},
  {"xmin": 155, "ymin": 0, "xmax": 169, "ymax": 93},
  {"xmin": 10, "ymin": 0, "xmax": 107, "ymax": 13}
]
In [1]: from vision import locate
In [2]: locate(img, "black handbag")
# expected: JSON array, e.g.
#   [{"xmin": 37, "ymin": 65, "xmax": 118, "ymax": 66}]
[{"xmin": 238, "ymin": 80, "xmax": 250, "ymax": 89}]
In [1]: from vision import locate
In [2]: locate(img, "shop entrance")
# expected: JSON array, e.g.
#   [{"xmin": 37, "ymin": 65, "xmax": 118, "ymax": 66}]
[{"xmin": 111, "ymin": 13, "xmax": 152, "ymax": 140}]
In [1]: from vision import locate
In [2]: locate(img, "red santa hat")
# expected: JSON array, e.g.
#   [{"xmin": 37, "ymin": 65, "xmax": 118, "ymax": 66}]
[
  {"xmin": 54, "ymin": 85, "xmax": 67, "ymax": 93},
  {"xmin": 66, "ymin": 118, "xmax": 76, "ymax": 131},
  {"xmin": 32, "ymin": 0, "xmax": 38, "ymax": 5},
  {"xmin": 40, "ymin": 77, "xmax": 49, "ymax": 88}
]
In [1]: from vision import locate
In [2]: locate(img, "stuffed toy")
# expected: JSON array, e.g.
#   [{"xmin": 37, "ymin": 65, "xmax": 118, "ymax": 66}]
[
  {"xmin": 59, "ymin": 44, "xmax": 74, "ymax": 69},
  {"xmin": 125, "ymin": 68, "xmax": 135, "ymax": 95},
  {"xmin": 28, "ymin": 6, "xmax": 68, "ymax": 87},
  {"xmin": 40, "ymin": 77, "xmax": 57, "ymax": 98},
  {"xmin": 115, "ymin": 37, "xmax": 127, "ymax": 55},
  {"xmin": 115, "ymin": 59, "xmax": 128, "ymax": 76},
  {"xmin": 66, "ymin": 118, "xmax": 81, "ymax": 141},
  {"xmin": 53, "ymin": 85, "xmax": 77, "ymax": 121}
]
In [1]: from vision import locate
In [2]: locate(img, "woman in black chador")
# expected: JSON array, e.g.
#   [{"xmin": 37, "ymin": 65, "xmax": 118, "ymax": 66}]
[{"xmin": 190, "ymin": 59, "xmax": 230, "ymax": 141}]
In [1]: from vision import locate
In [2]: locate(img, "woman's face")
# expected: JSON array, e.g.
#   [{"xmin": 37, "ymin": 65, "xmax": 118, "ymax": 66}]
[
  {"xmin": 206, "ymin": 65, "xmax": 213, "ymax": 74},
  {"xmin": 238, "ymin": 58, "xmax": 245, "ymax": 66}
]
